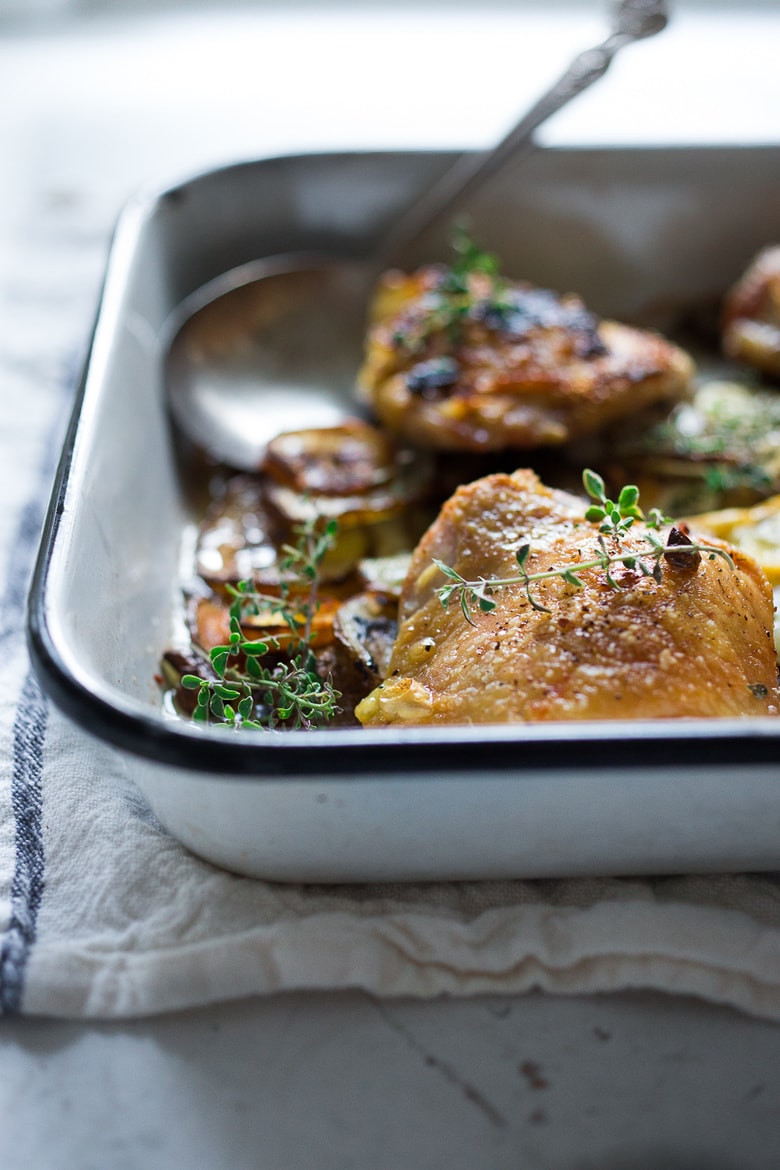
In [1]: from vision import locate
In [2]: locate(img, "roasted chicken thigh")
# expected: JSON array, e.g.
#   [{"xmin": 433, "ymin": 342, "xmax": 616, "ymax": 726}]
[
  {"xmin": 356, "ymin": 469, "xmax": 779, "ymax": 726},
  {"xmin": 358, "ymin": 264, "xmax": 694, "ymax": 452},
  {"xmin": 722, "ymin": 246, "xmax": 780, "ymax": 379}
]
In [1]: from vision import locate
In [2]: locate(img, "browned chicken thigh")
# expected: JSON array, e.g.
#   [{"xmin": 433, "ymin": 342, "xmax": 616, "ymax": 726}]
[
  {"xmin": 358, "ymin": 264, "xmax": 694, "ymax": 452},
  {"xmin": 356, "ymin": 469, "xmax": 779, "ymax": 726},
  {"xmin": 722, "ymin": 245, "xmax": 780, "ymax": 379}
]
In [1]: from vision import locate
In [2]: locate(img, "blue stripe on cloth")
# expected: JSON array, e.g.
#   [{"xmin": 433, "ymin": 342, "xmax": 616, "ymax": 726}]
[
  {"xmin": 0, "ymin": 366, "xmax": 72, "ymax": 1013},
  {"xmin": 0, "ymin": 671, "xmax": 47, "ymax": 1013}
]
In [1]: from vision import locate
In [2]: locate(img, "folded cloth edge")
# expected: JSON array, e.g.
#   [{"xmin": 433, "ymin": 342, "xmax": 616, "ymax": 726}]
[{"xmin": 20, "ymin": 899, "xmax": 780, "ymax": 1022}]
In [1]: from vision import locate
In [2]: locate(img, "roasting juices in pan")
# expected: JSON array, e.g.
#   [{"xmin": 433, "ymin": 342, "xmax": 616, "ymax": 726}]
[{"xmin": 159, "ymin": 238, "xmax": 780, "ymax": 730}]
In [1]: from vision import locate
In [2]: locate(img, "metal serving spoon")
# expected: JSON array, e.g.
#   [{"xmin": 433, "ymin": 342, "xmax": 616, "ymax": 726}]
[{"xmin": 166, "ymin": 0, "xmax": 668, "ymax": 471}]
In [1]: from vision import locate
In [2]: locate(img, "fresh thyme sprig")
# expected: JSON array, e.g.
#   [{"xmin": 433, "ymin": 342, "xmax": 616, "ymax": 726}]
[
  {"xmin": 446, "ymin": 220, "xmax": 502, "ymax": 288},
  {"xmin": 394, "ymin": 222, "xmax": 507, "ymax": 354},
  {"xmin": 435, "ymin": 470, "xmax": 734, "ymax": 622},
  {"xmin": 581, "ymin": 467, "xmax": 669, "ymax": 535},
  {"xmin": 180, "ymin": 516, "xmax": 341, "ymax": 730}
]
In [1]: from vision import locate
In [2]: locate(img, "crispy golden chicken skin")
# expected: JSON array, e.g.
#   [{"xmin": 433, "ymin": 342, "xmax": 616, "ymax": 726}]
[
  {"xmin": 356, "ymin": 469, "xmax": 779, "ymax": 726},
  {"xmin": 358, "ymin": 266, "xmax": 694, "ymax": 452},
  {"xmin": 722, "ymin": 246, "xmax": 780, "ymax": 379}
]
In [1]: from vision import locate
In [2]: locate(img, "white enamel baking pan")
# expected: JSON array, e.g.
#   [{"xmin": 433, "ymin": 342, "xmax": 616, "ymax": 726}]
[{"xmin": 27, "ymin": 145, "xmax": 780, "ymax": 882}]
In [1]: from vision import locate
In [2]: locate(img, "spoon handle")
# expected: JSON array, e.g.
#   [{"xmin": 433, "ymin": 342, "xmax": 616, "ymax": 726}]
[{"xmin": 374, "ymin": 0, "xmax": 669, "ymax": 269}]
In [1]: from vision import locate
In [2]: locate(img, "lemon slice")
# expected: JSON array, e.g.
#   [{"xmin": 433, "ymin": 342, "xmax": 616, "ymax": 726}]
[{"xmin": 687, "ymin": 495, "xmax": 780, "ymax": 584}]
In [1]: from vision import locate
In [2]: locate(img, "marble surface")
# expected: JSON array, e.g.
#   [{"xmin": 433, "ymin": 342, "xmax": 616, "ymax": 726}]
[
  {"xmin": 3, "ymin": 990, "xmax": 780, "ymax": 1170},
  {"xmin": 2, "ymin": 4, "xmax": 780, "ymax": 1167}
]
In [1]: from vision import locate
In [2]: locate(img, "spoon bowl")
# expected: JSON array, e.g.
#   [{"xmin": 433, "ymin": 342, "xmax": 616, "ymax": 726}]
[{"xmin": 166, "ymin": 255, "xmax": 372, "ymax": 469}]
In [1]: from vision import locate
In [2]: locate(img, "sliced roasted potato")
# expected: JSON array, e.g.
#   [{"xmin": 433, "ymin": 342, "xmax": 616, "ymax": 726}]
[
  {"xmin": 333, "ymin": 590, "xmax": 399, "ymax": 685},
  {"xmin": 190, "ymin": 592, "xmax": 344, "ymax": 654},
  {"xmin": 196, "ymin": 423, "xmax": 434, "ymax": 591}
]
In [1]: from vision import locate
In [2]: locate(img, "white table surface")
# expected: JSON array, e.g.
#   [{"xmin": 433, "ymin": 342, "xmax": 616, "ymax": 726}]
[{"xmin": 2, "ymin": 3, "xmax": 780, "ymax": 1167}]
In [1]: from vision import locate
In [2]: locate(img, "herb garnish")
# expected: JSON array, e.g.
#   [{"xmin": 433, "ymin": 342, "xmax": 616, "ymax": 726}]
[
  {"xmin": 395, "ymin": 223, "xmax": 507, "ymax": 355},
  {"xmin": 180, "ymin": 516, "xmax": 341, "ymax": 729},
  {"xmin": 446, "ymin": 221, "xmax": 502, "ymax": 288},
  {"xmin": 435, "ymin": 470, "xmax": 734, "ymax": 623}
]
